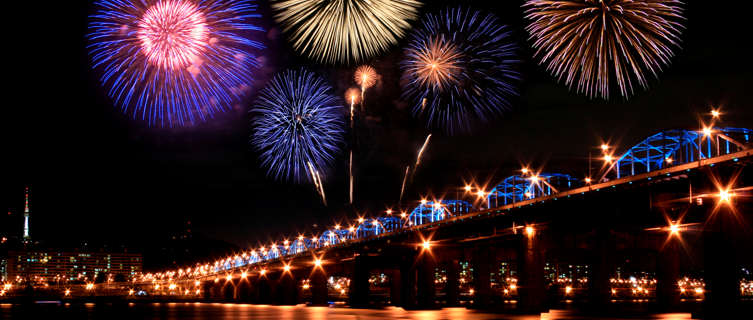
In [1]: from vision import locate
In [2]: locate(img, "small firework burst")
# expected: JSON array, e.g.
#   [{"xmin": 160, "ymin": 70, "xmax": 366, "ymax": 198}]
[{"xmin": 401, "ymin": 7, "xmax": 519, "ymax": 134}]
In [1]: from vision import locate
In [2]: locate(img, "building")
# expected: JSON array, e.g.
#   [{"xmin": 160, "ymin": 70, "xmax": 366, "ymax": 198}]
[
  {"xmin": 5, "ymin": 249, "xmax": 142, "ymax": 283},
  {"xmin": 1, "ymin": 187, "xmax": 143, "ymax": 284}
]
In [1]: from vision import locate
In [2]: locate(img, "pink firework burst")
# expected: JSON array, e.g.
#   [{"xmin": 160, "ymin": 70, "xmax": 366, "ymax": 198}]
[{"xmin": 137, "ymin": 1, "xmax": 209, "ymax": 70}]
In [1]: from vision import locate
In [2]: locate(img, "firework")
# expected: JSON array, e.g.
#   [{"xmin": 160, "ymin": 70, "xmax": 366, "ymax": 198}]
[
  {"xmin": 354, "ymin": 65, "xmax": 378, "ymax": 112},
  {"xmin": 345, "ymin": 88, "xmax": 361, "ymax": 128},
  {"xmin": 399, "ymin": 165, "xmax": 409, "ymax": 201},
  {"xmin": 251, "ymin": 69, "xmax": 345, "ymax": 183},
  {"xmin": 270, "ymin": 0, "xmax": 422, "ymax": 64},
  {"xmin": 401, "ymin": 7, "xmax": 519, "ymax": 134},
  {"xmin": 349, "ymin": 151, "xmax": 354, "ymax": 204},
  {"xmin": 415, "ymin": 133, "xmax": 432, "ymax": 169},
  {"xmin": 88, "ymin": 0, "xmax": 264, "ymax": 126},
  {"xmin": 523, "ymin": 0, "xmax": 685, "ymax": 99},
  {"xmin": 354, "ymin": 65, "xmax": 377, "ymax": 90}
]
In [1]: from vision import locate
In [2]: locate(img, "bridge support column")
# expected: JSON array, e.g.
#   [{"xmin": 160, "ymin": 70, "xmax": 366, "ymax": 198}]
[
  {"xmin": 389, "ymin": 269, "xmax": 401, "ymax": 306},
  {"xmin": 518, "ymin": 232, "xmax": 546, "ymax": 313},
  {"xmin": 703, "ymin": 219, "xmax": 740, "ymax": 319},
  {"xmin": 445, "ymin": 259, "xmax": 460, "ymax": 306},
  {"xmin": 589, "ymin": 227, "xmax": 614, "ymax": 309},
  {"xmin": 472, "ymin": 245, "xmax": 493, "ymax": 308},
  {"xmin": 416, "ymin": 251, "xmax": 436, "ymax": 308},
  {"xmin": 656, "ymin": 238, "xmax": 680, "ymax": 311},
  {"xmin": 310, "ymin": 267, "xmax": 328, "ymax": 306},
  {"xmin": 276, "ymin": 272, "xmax": 298, "ymax": 305},
  {"xmin": 201, "ymin": 281, "xmax": 214, "ymax": 300},
  {"xmin": 400, "ymin": 252, "xmax": 418, "ymax": 308},
  {"xmin": 257, "ymin": 275, "xmax": 274, "ymax": 304},
  {"xmin": 349, "ymin": 253, "xmax": 370, "ymax": 307}
]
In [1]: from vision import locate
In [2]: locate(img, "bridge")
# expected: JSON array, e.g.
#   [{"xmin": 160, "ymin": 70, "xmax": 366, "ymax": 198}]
[{"xmin": 93, "ymin": 127, "xmax": 753, "ymax": 314}]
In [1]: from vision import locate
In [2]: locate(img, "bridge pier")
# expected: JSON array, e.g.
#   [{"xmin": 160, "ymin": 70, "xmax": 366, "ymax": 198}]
[
  {"xmin": 399, "ymin": 251, "xmax": 418, "ymax": 308},
  {"xmin": 388, "ymin": 268, "xmax": 401, "ymax": 306},
  {"xmin": 275, "ymin": 271, "xmax": 298, "ymax": 305},
  {"xmin": 472, "ymin": 245, "xmax": 493, "ymax": 308},
  {"xmin": 589, "ymin": 227, "xmax": 615, "ymax": 309},
  {"xmin": 703, "ymin": 218, "xmax": 741, "ymax": 319},
  {"xmin": 349, "ymin": 253, "xmax": 370, "ymax": 307},
  {"xmin": 310, "ymin": 266, "xmax": 328, "ymax": 305},
  {"xmin": 444, "ymin": 258, "xmax": 460, "ymax": 306},
  {"xmin": 416, "ymin": 250, "xmax": 436, "ymax": 308},
  {"xmin": 656, "ymin": 236, "xmax": 680, "ymax": 311},
  {"xmin": 518, "ymin": 231, "xmax": 546, "ymax": 313}
]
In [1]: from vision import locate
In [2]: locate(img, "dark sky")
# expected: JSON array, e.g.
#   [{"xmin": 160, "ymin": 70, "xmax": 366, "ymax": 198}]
[{"xmin": 2, "ymin": 1, "xmax": 751, "ymax": 255}]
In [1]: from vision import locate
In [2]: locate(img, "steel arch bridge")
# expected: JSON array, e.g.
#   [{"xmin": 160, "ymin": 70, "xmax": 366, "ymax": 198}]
[
  {"xmin": 140, "ymin": 126, "xmax": 753, "ymax": 283},
  {"xmin": 613, "ymin": 127, "xmax": 752, "ymax": 178},
  {"xmin": 486, "ymin": 173, "xmax": 579, "ymax": 208}
]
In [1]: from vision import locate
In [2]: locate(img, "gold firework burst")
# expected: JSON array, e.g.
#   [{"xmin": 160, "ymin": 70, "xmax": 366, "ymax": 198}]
[
  {"xmin": 524, "ymin": 0, "xmax": 685, "ymax": 99},
  {"xmin": 271, "ymin": 0, "xmax": 422, "ymax": 64}
]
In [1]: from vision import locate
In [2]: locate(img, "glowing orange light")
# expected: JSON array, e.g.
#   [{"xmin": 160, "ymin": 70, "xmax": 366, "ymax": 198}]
[
  {"xmin": 348, "ymin": 226, "xmax": 355, "ymax": 233},
  {"xmin": 521, "ymin": 167, "xmax": 529, "ymax": 174},
  {"xmin": 314, "ymin": 258, "xmax": 323, "ymax": 267},
  {"xmin": 665, "ymin": 157, "xmax": 673, "ymax": 164},
  {"xmin": 358, "ymin": 217, "xmax": 365, "ymax": 223},
  {"xmin": 420, "ymin": 199, "xmax": 427, "ymax": 205},
  {"xmin": 400, "ymin": 212, "xmax": 407, "ymax": 218},
  {"xmin": 65, "ymin": 289, "xmax": 71, "ymax": 296},
  {"xmin": 525, "ymin": 226, "xmax": 535, "ymax": 237},
  {"xmin": 565, "ymin": 286, "xmax": 573, "ymax": 295},
  {"xmin": 702, "ymin": 127, "xmax": 712, "ymax": 136},
  {"xmin": 464, "ymin": 185, "xmax": 472, "ymax": 192},
  {"xmin": 476, "ymin": 190, "xmax": 485, "ymax": 198},
  {"xmin": 669, "ymin": 223, "xmax": 680, "ymax": 235},
  {"xmin": 260, "ymin": 269, "xmax": 267, "ymax": 276},
  {"xmin": 386, "ymin": 209, "xmax": 392, "ymax": 215},
  {"xmin": 603, "ymin": 155, "xmax": 613, "ymax": 162},
  {"xmin": 422, "ymin": 240, "xmax": 431, "ymax": 250},
  {"xmin": 194, "ymin": 280, "xmax": 200, "ymax": 286},
  {"xmin": 718, "ymin": 189, "xmax": 732, "ymax": 202},
  {"xmin": 283, "ymin": 265, "xmax": 291, "ymax": 272},
  {"xmin": 585, "ymin": 177, "xmax": 592, "ymax": 183},
  {"xmin": 228, "ymin": 274, "xmax": 235, "ymax": 281},
  {"xmin": 601, "ymin": 144, "xmax": 609, "ymax": 151}
]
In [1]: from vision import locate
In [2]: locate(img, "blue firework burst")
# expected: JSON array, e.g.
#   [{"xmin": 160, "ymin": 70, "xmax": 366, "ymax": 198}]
[
  {"xmin": 401, "ymin": 7, "xmax": 520, "ymax": 134},
  {"xmin": 88, "ymin": 0, "xmax": 264, "ymax": 127},
  {"xmin": 251, "ymin": 69, "xmax": 345, "ymax": 183}
]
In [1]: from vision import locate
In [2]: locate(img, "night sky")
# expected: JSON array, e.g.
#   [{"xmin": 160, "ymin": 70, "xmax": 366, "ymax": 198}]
[{"xmin": 2, "ymin": 1, "xmax": 751, "ymax": 267}]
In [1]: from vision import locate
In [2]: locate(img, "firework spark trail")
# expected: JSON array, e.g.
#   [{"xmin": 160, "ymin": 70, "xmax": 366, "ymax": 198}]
[
  {"xmin": 270, "ymin": 0, "xmax": 422, "ymax": 64},
  {"xmin": 523, "ymin": 0, "xmax": 685, "ymax": 99},
  {"xmin": 399, "ymin": 165, "xmax": 410, "ymax": 202},
  {"xmin": 415, "ymin": 133, "xmax": 432, "ymax": 169},
  {"xmin": 307, "ymin": 161, "xmax": 327, "ymax": 205},
  {"xmin": 251, "ymin": 69, "xmax": 345, "ymax": 183},
  {"xmin": 88, "ymin": 0, "xmax": 264, "ymax": 127},
  {"xmin": 344, "ymin": 88, "xmax": 360, "ymax": 128},
  {"xmin": 349, "ymin": 151, "xmax": 354, "ymax": 204}
]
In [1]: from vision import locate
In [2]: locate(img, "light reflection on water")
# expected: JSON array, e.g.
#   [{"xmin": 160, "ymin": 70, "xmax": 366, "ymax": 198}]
[{"xmin": 0, "ymin": 302, "xmax": 696, "ymax": 320}]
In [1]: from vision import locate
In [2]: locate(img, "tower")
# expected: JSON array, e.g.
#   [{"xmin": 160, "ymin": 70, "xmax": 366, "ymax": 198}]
[{"xmin": 23, "ymin": 186, "xmax": 30, "ymax": 242}]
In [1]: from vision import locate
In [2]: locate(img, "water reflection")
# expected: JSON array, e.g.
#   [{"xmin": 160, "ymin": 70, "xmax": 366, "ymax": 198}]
[{"xmin": 1, "ymin": 303, "xmax": 697, "ymax": 320}]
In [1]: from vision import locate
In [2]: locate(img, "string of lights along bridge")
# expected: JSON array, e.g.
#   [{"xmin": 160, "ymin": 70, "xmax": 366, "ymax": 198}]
[{"xmin": 141, "ymin": 120, "xmax": 751, "ymax": 283}]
